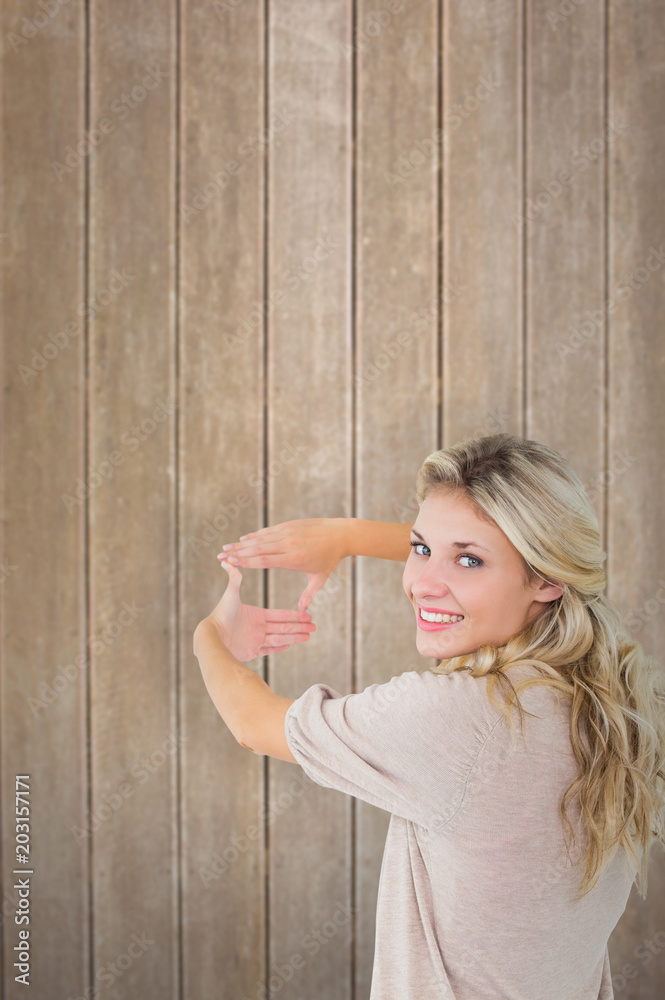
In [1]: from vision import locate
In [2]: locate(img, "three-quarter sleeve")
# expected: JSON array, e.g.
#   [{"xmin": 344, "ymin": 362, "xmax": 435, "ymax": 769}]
[{"xmin": 284, "ymin": 668, "xmax": 502, "ymax": 830}]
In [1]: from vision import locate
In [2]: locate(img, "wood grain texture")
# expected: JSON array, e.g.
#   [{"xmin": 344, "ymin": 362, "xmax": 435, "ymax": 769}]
[
  {"xmin": 88, "ymin": 2, "xmax": 178, "ymax": 996},
  {"xmin": 179, "ymin": 2, "xmax": 269, "ymax": 997},
  {"xmin": 526, "ymin": 0, "xmax": 607, "ymax": 535},
  {"xmin": 1, "ymin": 2, "xmax": 664, "ymax": 998},
  {"xmin": 354, "ymin": 0, "xmax": 439, "ymax": 994},
  {"xmin": 605, "ymin": 3, "xmax": 665, "ymax": 997},
  {"xmin": 1, "ymin": 4, "xmax": 88, "ymax": 997},
  {"xmin": 443, "ymin": 0, "xmax": 523, "ymax": 445},
  {"xmin": 266, "ymin": 3, "xmax": 353, "ymax": 998}
]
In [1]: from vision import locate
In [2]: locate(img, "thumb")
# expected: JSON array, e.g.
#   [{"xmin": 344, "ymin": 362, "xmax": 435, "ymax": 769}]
[
  {"xmin": 297, "ymin": 572, "xmax": 327, "ymax": 613},
  {"xmin": 219, "ymin": 558, "xmax": 243, "ymax": 595}
]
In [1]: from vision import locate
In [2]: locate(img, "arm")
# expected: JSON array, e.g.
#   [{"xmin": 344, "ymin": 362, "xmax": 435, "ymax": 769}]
[
  {"xmin": 193, "ymin": 619, "xmax": 297, "ymax": 762},
  {"xmin": 343, "ymin": 518, "xmax": 414, "ymax": 562},
  {"xmin": 221, "ymin": 517, "xmax": 415, "ymax": 611}
]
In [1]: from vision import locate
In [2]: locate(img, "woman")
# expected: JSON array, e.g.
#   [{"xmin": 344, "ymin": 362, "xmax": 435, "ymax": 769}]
[{"xmin": 193, "ymin": 433, "xmax": 665, "ymax": 999}]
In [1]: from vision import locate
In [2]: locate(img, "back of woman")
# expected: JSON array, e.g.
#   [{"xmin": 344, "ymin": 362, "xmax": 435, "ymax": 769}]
[
  {"xmin": 198, "ymin": 433, "xmax": 665, "ymax": 999},
  {"xmin": 284, "ymin": 661, "xmax": 636, "ymax": 998},
  {"xmin": 414, "ymin": 666, "xmax": 636, "ymax": 999}
]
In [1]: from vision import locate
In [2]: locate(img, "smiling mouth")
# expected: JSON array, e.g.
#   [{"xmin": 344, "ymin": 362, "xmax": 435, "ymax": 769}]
[
  {"xmin": 419, "ymin": 609, "xmax": 464, "ymax": 623},
  {"xmin": 417, "ymin": 607, "xmax": 465, "ymax": 631}
]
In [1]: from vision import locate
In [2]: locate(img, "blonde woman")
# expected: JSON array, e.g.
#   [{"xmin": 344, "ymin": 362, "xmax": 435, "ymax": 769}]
[{"xmin": 193, "ymin": 433, "xmax": 665, "ymax": 999}]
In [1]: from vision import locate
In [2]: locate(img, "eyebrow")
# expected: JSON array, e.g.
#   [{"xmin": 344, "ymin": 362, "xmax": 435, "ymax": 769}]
[{"xmin": 410, "ymin": 529, "xmax": 490, "ymax": 553}]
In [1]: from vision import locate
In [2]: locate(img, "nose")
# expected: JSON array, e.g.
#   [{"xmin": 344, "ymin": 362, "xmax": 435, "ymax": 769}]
[{"xmin": 410, "ymin": 559, "xmax": 453, "ymax": 602}]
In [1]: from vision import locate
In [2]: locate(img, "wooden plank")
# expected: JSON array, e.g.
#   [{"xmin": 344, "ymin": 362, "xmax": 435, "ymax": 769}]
[
  {"xmin": 443, "ymin": 0, "xmax": 523, "ymax": 444},
  {"xmin": 0, "ymin": 4, "xmax": 89, "ymax": 997},
  {"xmin": 606, "ymin": 4, "xmax": 665, "ymax": 997},
  {"xmin": 355, "ymin": 0, "xmax": 439, "ymax": 995},
  {"xmin": 526, "ymin": 0, "xmax": 607, "ymax": 537},
  {"xmin": 266, "ymin": 2, "xmax": 353, "ymax": 998},
  {"xmin": 88, "ymin": 3, "xmax": 178, "ymax": 995},
  {"xmin": 179, "ymin": 2, "xmax": 269, "ymax": 997}
]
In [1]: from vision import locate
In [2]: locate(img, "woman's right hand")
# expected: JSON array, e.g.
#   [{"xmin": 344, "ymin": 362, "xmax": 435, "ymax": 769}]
[{"xmin": 218, "ymin": 518, "xmax": 350, "ymax": 612}]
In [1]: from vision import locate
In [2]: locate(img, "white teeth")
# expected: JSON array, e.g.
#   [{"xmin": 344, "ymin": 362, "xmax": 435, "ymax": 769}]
[{"xmin": 419, "ymin": 609, "xmax": 464, "ymax": 623}]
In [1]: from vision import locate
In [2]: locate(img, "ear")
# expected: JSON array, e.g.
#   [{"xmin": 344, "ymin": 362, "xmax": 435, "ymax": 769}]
[{"xmin": 531, "ymin": 579, "xmax": 565, "ymax": 604}]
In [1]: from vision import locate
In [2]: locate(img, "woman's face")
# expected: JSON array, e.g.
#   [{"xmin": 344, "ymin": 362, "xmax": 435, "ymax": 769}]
[{"xmin": 402, "ymin": 488, "xmax": 563, "ymax": 660}]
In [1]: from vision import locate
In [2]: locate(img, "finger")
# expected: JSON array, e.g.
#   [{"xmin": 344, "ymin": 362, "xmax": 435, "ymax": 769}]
[
  {"xmin": 219, "ymin": 527, "xmax": 283, "ymax": 552},
  {"xmin": 218, "ymin": 541, "xmax": 286, "ymax": 559},
  {"xmin": 219, "ymin": 559, "xmax": 243, "ymax": 592},
  {"xmin": 265, "ymin": 621, "xmax": 316, "ymax": 635},
  {"xmin": 258, "ymin": 644, "xmax": 290, "ymax": 655},
  {"xmin": 297, "ymin": 574, "xmax": 326, "ymax": 613},
  {"xmin": 259, "ymin": 633, "xmax": 312, "ymax": 654},
  {"xmin": 217, "ymin": 553, "xmax": 285, "ymax": 570},
  {"xmin": 265, "ymin": 632, "xmax": 311, "ymax": 644},
  {"xmin": 264, "ymin": 609, "xmax": 313, "ymax": 622}
]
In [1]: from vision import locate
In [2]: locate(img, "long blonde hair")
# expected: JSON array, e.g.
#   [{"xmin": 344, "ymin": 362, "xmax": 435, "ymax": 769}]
[{"xmin": 416, "ymin": 433, "xmax": 665, "ymax": 900}]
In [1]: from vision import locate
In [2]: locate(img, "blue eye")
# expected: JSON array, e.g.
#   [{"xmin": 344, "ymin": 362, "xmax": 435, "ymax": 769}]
[{"xmin": 409, "ymin": 542, "xmax": 483, "ymax": 568}]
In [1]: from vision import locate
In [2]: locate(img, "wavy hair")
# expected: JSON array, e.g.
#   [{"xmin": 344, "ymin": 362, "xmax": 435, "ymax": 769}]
[{"xmin": 415, "ymin": 433, "xmax": 665, "ymax": 901}]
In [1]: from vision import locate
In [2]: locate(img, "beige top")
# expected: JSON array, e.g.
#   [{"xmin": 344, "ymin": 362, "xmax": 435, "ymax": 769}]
[{"xmin": 284, "ymin": 663, "xmax": 635, "ymax": 999}]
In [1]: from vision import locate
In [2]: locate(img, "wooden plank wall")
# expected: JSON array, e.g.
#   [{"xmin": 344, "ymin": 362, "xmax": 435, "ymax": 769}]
[{"xmin": 1, "ymin": 2, "xmax": 663, "ymax": 998}]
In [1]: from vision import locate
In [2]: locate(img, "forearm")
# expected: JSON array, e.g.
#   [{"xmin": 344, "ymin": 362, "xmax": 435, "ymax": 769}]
[
  {"xmin": 193, "ymin": 618, "xmax": 274, "ymax": 746},
  {"xmin": 343, "ymin": 518, "xmax": 414, "ymax": 561}
]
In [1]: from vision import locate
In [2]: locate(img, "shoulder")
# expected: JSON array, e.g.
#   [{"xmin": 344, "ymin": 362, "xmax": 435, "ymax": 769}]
[
  {"xmin": 350, "ymin": 667, "xmax": 505, "ymax": 734},
  {"xmin": 286, "ymin": 668, "xmax": 509, "ymax": 749}
]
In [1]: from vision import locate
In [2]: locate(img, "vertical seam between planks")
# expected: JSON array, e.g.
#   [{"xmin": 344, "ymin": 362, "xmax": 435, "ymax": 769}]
[
  {"xmin": 0, "ymin": 35, "xmax": 3, "ymax": 996},
  {"xmin": 437, "ymin": 0, "xmax": 443, "ymax": 449},
  {"xmin": 439, "ymin": 0, "xmax": 446, "ymax": 449},
  {"xmin": 602, "ymin": 0, "xmax": 610, "ymax": 589},
  {"xmin": 0, "ymin": 26, "xmax": 3, "ymax": 981},
  {"xmin": 521, "ymin": 0, "xmax": 528, "ymax": 439},
  {"xmin": 262, "ymin": 0, "xmax": 270, "ymax": 987},
  {"xmin": 174, "ymin": 0, "xmax": 183, "ymax": 996},
  {"xmin": 84, "ymin": 0, "xmax": 93, "ymax": 994},
  {"xmin": 350, "ymin": 0, "xmax": 358, "ymax": 996}
]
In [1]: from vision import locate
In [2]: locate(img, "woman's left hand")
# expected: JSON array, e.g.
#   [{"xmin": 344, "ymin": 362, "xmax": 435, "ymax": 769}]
[{"xmin": 195, "ymin": 558, "xmax": 316, "ymax": 662}]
